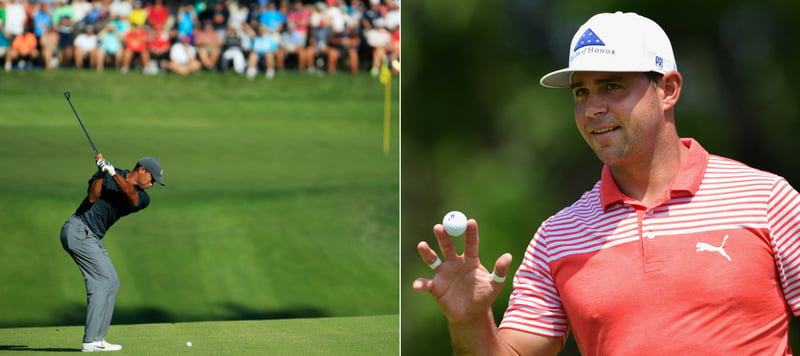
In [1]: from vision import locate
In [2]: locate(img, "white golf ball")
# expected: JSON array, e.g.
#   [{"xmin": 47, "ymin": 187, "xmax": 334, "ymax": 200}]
[
  {"xmin": 442, "ymin": 211, "xmax": 468, "ymax": 236},
  {"xmin": 186, "ymin": 341, "xmax": 192, "ymax": 347}
]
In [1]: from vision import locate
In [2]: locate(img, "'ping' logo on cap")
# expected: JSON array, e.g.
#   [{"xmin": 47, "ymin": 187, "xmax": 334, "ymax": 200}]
[{"xmin": 574, "ymin": 28, "xmax": 605, "ymax": 51}]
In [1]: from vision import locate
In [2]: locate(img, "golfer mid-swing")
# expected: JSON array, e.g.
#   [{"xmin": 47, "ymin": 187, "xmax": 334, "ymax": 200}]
[{"xmin": 60, "ymin": 154, "xmax": 164, "ymax": 352}]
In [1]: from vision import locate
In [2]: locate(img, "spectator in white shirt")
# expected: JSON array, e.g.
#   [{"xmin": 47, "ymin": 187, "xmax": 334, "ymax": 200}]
[
  {"xmin": 74, "ymin": 25, "xmax": 99, "ymax": 69},
  {"xmin": 163, "ymin": 34, "xmax": 202, "ymax": 75},
  {"xmin": 4, "ymin": 0, "xmax": 27, "ymax": 36}
]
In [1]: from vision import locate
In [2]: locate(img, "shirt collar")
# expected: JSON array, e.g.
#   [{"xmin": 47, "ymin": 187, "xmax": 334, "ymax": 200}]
[{"xmin": 599, "ymin": 138, "xmax": 709, "ymax": 210}]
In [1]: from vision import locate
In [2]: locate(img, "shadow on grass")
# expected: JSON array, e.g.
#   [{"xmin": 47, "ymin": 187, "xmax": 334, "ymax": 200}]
[
  {"xmin": 0, "ymin": 345, "xmax": 79, "ymax": 352},
  {"xmin": 217, "ymin": 302, "xmax": 328, "ymax": 321},
  {"xmin": 0, "ymin": 303, "xmax": 329, "ymax": 328}
]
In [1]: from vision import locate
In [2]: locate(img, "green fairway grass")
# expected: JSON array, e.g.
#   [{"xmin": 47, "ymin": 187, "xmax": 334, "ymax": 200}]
[
  {"xmin": 0, "ymin": 70, "xmax": 399, "ymax": 330},
  {"xmin": 0, "ymin": 314, "xmax": 398, "ymax": 355}
]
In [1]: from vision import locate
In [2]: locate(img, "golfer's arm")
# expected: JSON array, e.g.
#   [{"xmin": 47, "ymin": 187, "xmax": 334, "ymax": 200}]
[
  {"xmin": 111, "ymin": 174, "xmax": 139, "ymax": 207},
  {"xmin": 449, "ymin": 309, "xmax": 561, "ymax": 356},
  {"xmin": 87, "ymin": 177, "xmax": 103, "ymax": 203}
]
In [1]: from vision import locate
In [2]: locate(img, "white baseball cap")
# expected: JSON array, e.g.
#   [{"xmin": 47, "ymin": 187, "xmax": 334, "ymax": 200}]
[{"xmin": 540, "ymin": 12, "xmax": 677, "ymax": 88}]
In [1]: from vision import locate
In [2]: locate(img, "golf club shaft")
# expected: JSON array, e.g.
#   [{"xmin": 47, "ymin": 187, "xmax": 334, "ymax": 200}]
[{"xmin": 64, "ymin": 91, "xmax": 99, "ymax": 154}]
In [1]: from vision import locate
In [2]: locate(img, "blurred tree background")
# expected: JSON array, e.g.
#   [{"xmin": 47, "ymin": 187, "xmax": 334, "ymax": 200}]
[{"xmin": 400, "ymin": 0, "xmax": 800, "ymax": 354}]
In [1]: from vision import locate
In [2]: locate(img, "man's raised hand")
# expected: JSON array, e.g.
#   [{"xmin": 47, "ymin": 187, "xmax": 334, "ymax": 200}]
[{"xmin": 413, "ymin": 219, "xmax": 513, "ymax": 323}]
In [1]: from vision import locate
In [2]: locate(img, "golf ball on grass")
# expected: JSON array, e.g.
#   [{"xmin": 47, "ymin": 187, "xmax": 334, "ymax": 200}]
[
  {"xmin": 186, "ymin": 341, "xmax": 192, "ymax": 347},
  {"xmin": 442, "ymin": 211, "xmax": 468, "ymax": 236}
]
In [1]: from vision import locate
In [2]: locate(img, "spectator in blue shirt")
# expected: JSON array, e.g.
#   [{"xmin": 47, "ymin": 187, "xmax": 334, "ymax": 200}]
[
  {"xmin": 258, "ymin": 1, "xmax": 285, "ymax": 33},
  {"xmin": 32, "ymin": 2, "xmax": 54, "ymax": 38},
  {"xmin": 245, "ymin": 23, "xmax": 279, "ymax": 80}
]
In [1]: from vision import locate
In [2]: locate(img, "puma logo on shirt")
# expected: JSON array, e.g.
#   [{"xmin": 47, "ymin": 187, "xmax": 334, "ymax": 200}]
[{"xmin": 696, "ymin": 235, "xmax": 731, "ymax": 261}]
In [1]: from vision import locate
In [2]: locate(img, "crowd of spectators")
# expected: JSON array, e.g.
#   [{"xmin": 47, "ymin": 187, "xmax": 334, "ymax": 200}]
[{"xmin": 0, "ymin": 0, "xmax": 399, "ymax": 79}]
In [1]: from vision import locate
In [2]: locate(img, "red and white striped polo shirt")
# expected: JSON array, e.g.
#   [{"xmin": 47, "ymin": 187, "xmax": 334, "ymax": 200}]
[{"xmin": 499, "ymin": 138, "xmax": 800, "ymax": 355}]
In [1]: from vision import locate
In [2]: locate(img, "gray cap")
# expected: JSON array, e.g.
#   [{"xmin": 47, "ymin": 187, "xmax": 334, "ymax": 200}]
[{"xmin": 137, "ymin": 157, "xmax": 165, "ymax": 186}]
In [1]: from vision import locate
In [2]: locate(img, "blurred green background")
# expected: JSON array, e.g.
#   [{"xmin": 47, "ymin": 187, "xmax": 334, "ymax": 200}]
[{"xmin": 401, "ymin": 0, "xmax": 800, "ymax": 354}]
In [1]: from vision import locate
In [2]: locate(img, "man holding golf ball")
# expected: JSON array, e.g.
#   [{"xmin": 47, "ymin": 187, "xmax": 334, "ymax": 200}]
[{"xmin": 414, "ymin": 12, "xmax": 800, "ymax": 356}]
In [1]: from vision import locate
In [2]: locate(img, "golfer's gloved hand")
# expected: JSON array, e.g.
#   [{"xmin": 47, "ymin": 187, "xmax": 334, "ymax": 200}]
[{"xmin": 100, "ymin": 160, "xmax": 116, "ymax": 176}]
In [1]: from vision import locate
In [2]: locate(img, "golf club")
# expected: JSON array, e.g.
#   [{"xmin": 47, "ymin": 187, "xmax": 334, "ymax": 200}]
[{"xmin": 64, "ymin": 91, "xmax": 99, "ymax": 154}]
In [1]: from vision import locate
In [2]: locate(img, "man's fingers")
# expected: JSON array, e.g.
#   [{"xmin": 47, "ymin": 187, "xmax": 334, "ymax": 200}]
[
  {"xmin": 491, "ymin": 253, "xmax": 513, "ymax": 283},
  {"xmin": 413, "ymin": 278, "xmax": 433, "ymax": 292},
  {"xmin": 433, "ymin": 224, "xmax": 459, "ymax": 260},
  {"xmin": 463, "ymin": 219, "xmax": 479, "ymax": 258},
  {"xmin": 417, "ymin": 241, "xmax": 442, "ymax": 270}
]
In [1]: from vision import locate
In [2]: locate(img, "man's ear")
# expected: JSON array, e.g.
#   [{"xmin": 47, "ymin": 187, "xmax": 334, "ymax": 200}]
[{"xmin": 662, "ymin": 70, "xmax": 682, "ymax": 111}]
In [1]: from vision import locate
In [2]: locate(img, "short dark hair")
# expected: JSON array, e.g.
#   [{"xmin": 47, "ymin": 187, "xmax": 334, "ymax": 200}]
[{"xmin": 645, "ymin": 71, "xmax": 663, "ymax": 84}]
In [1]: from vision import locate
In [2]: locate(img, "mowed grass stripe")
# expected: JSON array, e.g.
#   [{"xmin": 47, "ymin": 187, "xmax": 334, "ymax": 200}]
[{"xmin": 0, "ymin": 314, "xmax": 399, "ymax": 355}]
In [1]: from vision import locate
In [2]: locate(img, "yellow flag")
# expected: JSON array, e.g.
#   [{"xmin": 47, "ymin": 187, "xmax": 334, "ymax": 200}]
[
  {"xmin": 381, "ymin": 62, "xmax": 392, "ymax": 154},
  {"xmin": 379, "ymin": 62, "xmax": 391, "ymax": 85}
]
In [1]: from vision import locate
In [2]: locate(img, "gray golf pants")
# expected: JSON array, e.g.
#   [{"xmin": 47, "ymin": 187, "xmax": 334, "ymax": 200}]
[{"xmin": 60, "ymin": 216, "xmax": 120, "ymax": 343}]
